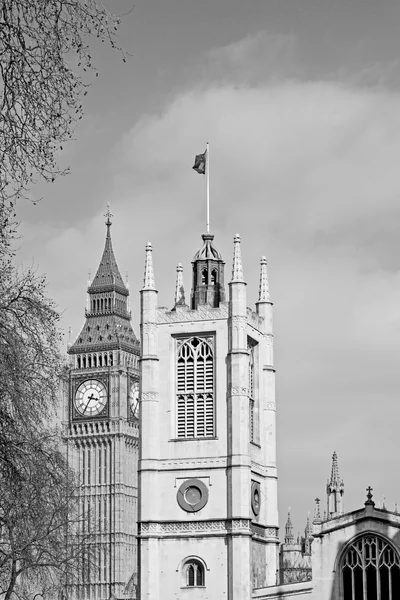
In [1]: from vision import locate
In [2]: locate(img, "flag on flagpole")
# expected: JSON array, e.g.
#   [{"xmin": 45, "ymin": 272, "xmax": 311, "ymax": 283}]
[{"xmin": 192, "ymin": 149, "xmax": 207, "ymax": 174}]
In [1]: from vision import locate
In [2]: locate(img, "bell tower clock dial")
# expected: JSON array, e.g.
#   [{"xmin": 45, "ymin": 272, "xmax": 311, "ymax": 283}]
[
  {"xmin": 74, "ymin": 379, "xmax": 107, "ymax": 417},
  {"xmin": 129, "ymin": 380, "xmax": 139, "ymax": 418},
  {"xmin": 64, "ymin": 208, "xmax": 140, "ymax": 600}
]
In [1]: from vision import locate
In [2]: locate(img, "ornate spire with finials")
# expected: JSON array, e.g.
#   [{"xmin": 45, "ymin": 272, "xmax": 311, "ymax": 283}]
[
  {"xmin": 190, "ymin": 233, "xmax": 225, "ymax": 309},
  {"xmin": 326, "ymin": 451, "xmax": 345, "ymax": 519},
  {"xmin": 68, "ymin": 206, "xmax": 139, "ymax": 361},
  {"xmin": 231, "ymin": 234, "xmax": 244, "ymax": 283},
  {"xmin": 284, "ymin": 508, "xmax": 295, "ymax": 544}
]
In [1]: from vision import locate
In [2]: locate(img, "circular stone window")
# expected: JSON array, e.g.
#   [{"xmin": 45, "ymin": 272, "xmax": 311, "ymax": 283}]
[
  {"xmin": 251, "ymin": 481, "xmax": 261, "ymax": 516},
  {"xmin": 177, "ymin": 479, "xmax": 209, "ymax": 513}
]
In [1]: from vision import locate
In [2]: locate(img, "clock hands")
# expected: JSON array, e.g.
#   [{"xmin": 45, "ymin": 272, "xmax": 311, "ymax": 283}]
[{"xmin": 82, "ymin": 392, "xmax": 98, "ymax": 415}]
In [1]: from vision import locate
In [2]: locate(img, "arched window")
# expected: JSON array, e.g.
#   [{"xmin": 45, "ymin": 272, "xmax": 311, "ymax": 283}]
[
  {"xmin": 77, "ymin": 356, "xmax": 81, "ymax": 369},
  {"xmin": 184, "ymin": 559, "xmax": 205, "ymax": 587},
  {"xmin": 88, "ymin": 355, "xmax": 92, "ymax": 368},
  {"xmin": 93, "ymin": 355, "xmax": 97, "ymax": 368},
  {"xmin": 176, "ymin": 337, "xmax": 214, "ymax": 438},
  {"xmin": 98, "ymin": 355, "xmax": 102, "ymax": 367},
  {"xmin": 211, "ymin": 269, "xmax": 217, "ymax": 285},
  {"xmin": 201, "ymin": 268, "xmax": 207, "ymax": 285},
  {"xmin": 82, "ymin": 356, "xmax": 86, "ymax": 369},
  {"xmin": 104, "ymin": 354, "xmax": 108, "ymax": 367},
  {"xmin": 342, "ymin": 535, "xmax": 400, "ymax": 600}
]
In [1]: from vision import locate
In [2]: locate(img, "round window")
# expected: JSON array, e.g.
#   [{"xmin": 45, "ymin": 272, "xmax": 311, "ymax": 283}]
[
  {"xmin": 184, "ymin": 486, "xmax": 202, "ymax": 505},
  {"xmin": 251, "ymin": 481, "xmax": 261, "ymax": 516},
  {"xmin": 177, "ymin": 479, "xmax": 209, "ymax": 513}
]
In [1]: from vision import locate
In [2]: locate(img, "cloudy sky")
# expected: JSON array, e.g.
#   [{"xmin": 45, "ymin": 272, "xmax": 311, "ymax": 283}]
[{"xmin": 17, "ymin": 0, "xmax": 400, "ymax": 536}]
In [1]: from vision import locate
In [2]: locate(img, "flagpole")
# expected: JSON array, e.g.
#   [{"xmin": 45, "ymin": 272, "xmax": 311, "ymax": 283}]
[{"xmin": 206, "ymin": 142, "xmax": 210, "ymax": 233}]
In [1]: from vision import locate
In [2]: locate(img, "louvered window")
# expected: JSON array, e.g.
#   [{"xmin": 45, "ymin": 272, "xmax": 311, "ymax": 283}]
[{"xmin": 177, "ymin": 337, "xmax": 214, "ymax": 438}]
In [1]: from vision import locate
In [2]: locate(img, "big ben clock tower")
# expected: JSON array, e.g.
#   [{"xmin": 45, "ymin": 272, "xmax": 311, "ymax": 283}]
[{"xmin": 64, "ymin": 207, "xmax": 140, "ymax": 600}]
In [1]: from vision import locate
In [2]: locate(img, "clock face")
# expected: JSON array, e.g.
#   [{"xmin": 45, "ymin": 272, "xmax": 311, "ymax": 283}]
[
  {"xmin": 129, "ymin": 381, "xmax": 139, "ymax": 418},
  {"xmin": 75, "ymin": 380, "xmax": 107, "ymax": 417}
]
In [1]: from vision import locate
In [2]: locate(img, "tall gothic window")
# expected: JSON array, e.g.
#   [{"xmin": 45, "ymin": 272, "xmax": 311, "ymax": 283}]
[
  {"xmin": 176, "ymin": 337, "xmax": 214, "ymax": 438},
  {"xmin": 342, "ymin": 535, "xmax": 400, "ymax": 600}
]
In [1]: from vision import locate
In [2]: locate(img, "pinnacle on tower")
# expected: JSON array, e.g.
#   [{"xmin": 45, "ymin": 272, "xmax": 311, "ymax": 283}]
[
  {"xmin": 284, "ymin": 508, "xmax": 295, "ymax": 544},
  {"xmin": 313, "ymin": 498, "xmax": 322, "ymax": 525},
  {"xmin": 143, "ymin": 242, "xmax": 156, "ymax": 290},
  {"xmin": 174, "ymin": 263, "xmax": 185, "ymax": 307},
  {"xmin": 326, "ymin": 451, "xmax": 345, "ymax": 518},
  {"xmin": 258, "ymin": 256, "xmax": 271, "ymax": 302},
  {"xmin": 328, "ymin": 451, "xmax": 340, "ymax": 488},
  {"xmin": 231, "ymin": 234, "xmax": 244, "ymax": 282}
]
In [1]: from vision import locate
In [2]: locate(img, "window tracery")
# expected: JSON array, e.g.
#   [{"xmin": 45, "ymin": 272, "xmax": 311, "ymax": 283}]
[
  {"xmin": 176, "ymin": 336, "xmax": 214, "ymax": 438},
  {"xmin": 342, "ymin": 534, "xmax": 400, "ymax": 600}
]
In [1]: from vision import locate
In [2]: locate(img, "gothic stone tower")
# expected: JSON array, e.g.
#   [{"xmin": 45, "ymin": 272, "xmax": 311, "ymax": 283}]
[
  {"xmin": 137, "ymin": 233, "xmax": 279, "ymax": 599},
  {"xmin": 64, "ymin": 209, "xmax": 140, "ymax": 600}
]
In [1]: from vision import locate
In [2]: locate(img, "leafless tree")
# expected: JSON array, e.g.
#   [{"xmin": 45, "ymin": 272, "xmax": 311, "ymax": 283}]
[
  {"xmin": 0, "ymin": 0, "xmax": 130, "ymax": 208},
  {"xmin": 0, "ymin": 238, "xmax": 96, "ymax": 598}
]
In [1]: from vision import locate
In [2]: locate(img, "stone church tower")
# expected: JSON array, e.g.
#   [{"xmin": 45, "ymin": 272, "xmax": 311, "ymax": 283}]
[
  {"xmin": 137, "ymin": 232, "xmax": 279, "ymax": 599},
  {"xmin": 64, "ymin": 208, "xmax": 140, "ymax": 599}
]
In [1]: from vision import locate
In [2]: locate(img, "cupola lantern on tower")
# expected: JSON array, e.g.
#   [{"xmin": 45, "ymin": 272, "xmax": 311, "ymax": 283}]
[{"xmin": 190, "ymin": 233, "xmax": 225, "ymax": 309}]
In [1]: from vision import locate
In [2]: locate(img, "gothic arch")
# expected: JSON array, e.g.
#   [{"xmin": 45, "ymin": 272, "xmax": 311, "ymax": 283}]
[{"xmin": 337, "ymin": 532, "xmax": 400, "ymax": 600}]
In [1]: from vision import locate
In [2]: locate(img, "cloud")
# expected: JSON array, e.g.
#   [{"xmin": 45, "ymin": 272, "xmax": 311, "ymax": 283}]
[
  {"xmin": 111, "ymin": 76, "xmax": 400, "ymax": 522},
  {"xmin": 19, "ymin": 32, "xmax": 400, "ymax": 528}
]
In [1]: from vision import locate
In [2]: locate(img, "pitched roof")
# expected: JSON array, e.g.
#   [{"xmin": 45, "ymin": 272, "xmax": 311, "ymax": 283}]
[{"xmin": 88, "ymin": 222, "xmax": 127, "ymax": 295}]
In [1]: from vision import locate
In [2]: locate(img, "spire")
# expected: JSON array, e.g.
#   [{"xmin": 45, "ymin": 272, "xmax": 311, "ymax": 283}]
[
  {"xmin": 284, "ymin": 508, "xmax": 295, "ymax": 544},
  {"xmin": 305, "ymin": 512, "xmax": 312, "ymax": 537},
  {"xmin": 174, "ymin": 263, "xmax": 185, "ymax": 306},
  {"xmin": 326, "ymin": 451, "xmax": 345, "ymax": 518},
  {"xmin": 303, "ymin": 512, "xmax": 313, "ymax": 554},
  {"xmin": 231, "ymin": 234, "xmax": 244, "ymax": 282},
  {"xmin": 329, "ymin": 451, "xmax": 340, "ymax": 487},
  {"xmin": 143, "ymin": 242, "xmax": 156, "ymax": 290},
  {"xmin": 258, "ymin": 256, "xmax": 271, "ymax": 302},
  {"xmin": 89, "ymin": 205, "xmax": 127, "ymax": 293},
  {"xmin": 313, "ymin": 498, "xmax": 322, "ymax": 524},
  {"xmin": 68, "ymin": 208, "xmax": 139, "ymax": 357}
]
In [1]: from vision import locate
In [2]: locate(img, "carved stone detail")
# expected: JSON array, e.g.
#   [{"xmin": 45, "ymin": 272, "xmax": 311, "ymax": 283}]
[
  {"xmin": 139, "ymin": 519, "xmax": 253, "ymax": 536},
  {"xmin": 247, "ymin": 307, "xmax": 264, "ymax": 331},
  {"xmin": 156, "ymin": 303, "xmax": 229, "ymax": 324},
  {"xmin": 231, "ymin": 386, "xmax": 249, "ymax": 396},
  {"xmin": 251, "ymin": 523, "xmax": 279, "ymax": 539},
  {"xmin": 142, "ymin": 392, "xmax": 157, "ymax": 401}
]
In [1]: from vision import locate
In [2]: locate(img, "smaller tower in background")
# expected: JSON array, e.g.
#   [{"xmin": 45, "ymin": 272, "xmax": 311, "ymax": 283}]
[
  {"xmin": 280, "ymin": 509, "xmax": 312, "ymax": 584},
  {"xmin": 326, "ymin": 451, "xmax": 345, "ymax": 519},
  {"xmin": 284, "ymin": 509, "xmax": 295, "ymax": 545}
]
